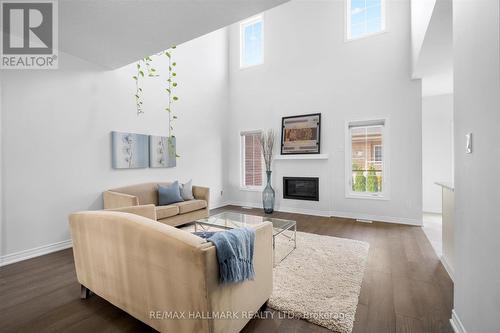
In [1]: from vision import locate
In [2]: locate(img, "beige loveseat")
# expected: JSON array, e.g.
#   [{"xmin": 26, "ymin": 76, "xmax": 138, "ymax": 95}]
[
  {"xmin": 103, "ymin": 182, "xmax": 209, "ymax": 226},
  {"xmin": 69, "ymin": 209, "xmax": 273, "ymax": 333}
]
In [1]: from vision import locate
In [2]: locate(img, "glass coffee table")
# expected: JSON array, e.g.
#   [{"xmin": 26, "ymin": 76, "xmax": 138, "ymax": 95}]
[{"xmin": 195, "ymin": 211, "xmax": 297, "ymax": 266}]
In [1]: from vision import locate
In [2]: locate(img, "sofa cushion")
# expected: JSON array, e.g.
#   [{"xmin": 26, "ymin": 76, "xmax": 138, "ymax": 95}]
[
  {"xmin": 108, "ymin": 183, "xmax": 159, "ymax": 205},
  {"xmin": 156, "ymin": 205, "xmax": 179, "ymax": 220},
  {"xmin": 175, "ymin": 200, "xmax": 208, "ymax": 214},
  {"xmin": 158, "ymin": 181, "xmax": 184, "ymax": 206},
  {"xmin": 179, "ymin": 179, "xmax": 194, "ymax": 200}
]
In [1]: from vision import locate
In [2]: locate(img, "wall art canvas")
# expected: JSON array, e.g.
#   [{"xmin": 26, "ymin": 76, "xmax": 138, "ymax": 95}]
[
  {"xmin": 111, "ymin": 131, "xmax": 149, "ymax": 169},
  {"xmin": 149, "ymin": 135, "xmax": 176, "ymax": 168},
  {"xmin": 281, "ymin": 113, "xmax": 321, "ymax": 154}
]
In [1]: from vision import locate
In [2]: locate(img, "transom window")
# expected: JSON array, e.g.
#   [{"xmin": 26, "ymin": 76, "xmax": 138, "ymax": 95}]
[
  {"xmin": 346, "ymin": 120, "xmax": 387, "ymax": 198},
  {"xmin": 346, "ymin": 0, "xmax": 386, "ymax": 40},
  {"xmin": 240, "ymin": 15, "xmax": 264, "ymax": 68},
  {"xmin": 241, "ymin": 131, "xmax": 263, "ymax": 189}
]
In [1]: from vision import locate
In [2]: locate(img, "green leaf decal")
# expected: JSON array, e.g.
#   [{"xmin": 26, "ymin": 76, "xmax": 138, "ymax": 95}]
[{"xmin": 133, "ymin": 48, "xmax": 179, "ymax": 132}]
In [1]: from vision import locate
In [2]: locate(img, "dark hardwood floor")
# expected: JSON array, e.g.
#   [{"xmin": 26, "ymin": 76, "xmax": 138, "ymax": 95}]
[{"xmin": 0, "ymin": 206, "xmax": 453, "ymax": 333}]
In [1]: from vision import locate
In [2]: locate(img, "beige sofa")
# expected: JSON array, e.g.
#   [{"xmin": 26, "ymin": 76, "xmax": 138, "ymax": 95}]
[
  {"xmin": 69, "ymin": 209, "xmax": 273, "ymax": 333},
  {"xmin": 103, "ymin": 182, "xmax": 209, "ymax": 226}
]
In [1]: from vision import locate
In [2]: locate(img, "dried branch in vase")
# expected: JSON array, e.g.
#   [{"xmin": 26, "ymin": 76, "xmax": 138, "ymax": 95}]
[{"xmin": 260, "ymin": 129, "xmax": 276, "ymax": 172}]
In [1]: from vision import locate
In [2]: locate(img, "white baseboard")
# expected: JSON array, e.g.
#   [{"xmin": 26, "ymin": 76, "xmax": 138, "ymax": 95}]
[
  {"xmin": 440, "ymin": 254, "xmax": 455, "ymax": 282},
  {"xmin": 0, "ymin": 201, "xmax": 229, "ymax": 267},
  {"xmin": 329, "ymin": 210, "xmax": 422, "ymax": 226},
  {"xmin": 0, "ymin": 203, "xmax": 229, "ymax": 268},
  {"xmin": 423, "ymin": 210, "xmax": 442, "ymax": 215},
  {"xmin": 227, "ymin": 201, "xmax": 332, "ymax": 217},
  {"xmin": 0, "ymin": 239, "xmax": 73, "ymax": 267},
  {"xmin": 276, "ymin": 205, "xmax": 333, "ymax": 217},
  {"xmin": 0, "ymin": 201, "xmax": 418, "ymax": 267},
  {"xmin": 225, "ymin": 201, "xmax": 421, "ymax": 226},
  {"xmin": 450, "ymin": 309, "xmax": 467, "ymax": 333},
  {"xmin": 209, "ymin": 201, "xmax": 230, "ymax": 210}
]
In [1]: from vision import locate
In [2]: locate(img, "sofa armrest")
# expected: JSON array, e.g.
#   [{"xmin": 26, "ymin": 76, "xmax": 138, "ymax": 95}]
[
  {"xmin": 202, "ymin": 222, "xmax": 273, "ymax": 333},
  {"xmin": 105, "ymin": 204, "xmax": 157, "ymax": 221},
  {"xmin": 192, "ymin": 186, "xmax": 210, "ymax": 207},
  {"xmin": 103, "ymin": 190, "xmax": 139, "ymax": 209}
]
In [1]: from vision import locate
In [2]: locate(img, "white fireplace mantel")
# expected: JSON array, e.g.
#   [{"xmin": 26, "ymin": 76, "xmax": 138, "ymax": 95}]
[{"xmin": 273, "ymin": 154, "xmax": 329, "ymax": 160}]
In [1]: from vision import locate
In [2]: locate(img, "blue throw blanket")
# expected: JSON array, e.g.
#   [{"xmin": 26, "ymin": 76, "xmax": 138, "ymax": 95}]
[{"xmin": 206, "ymin": 228, "xmax": 256, "ymax": 285}]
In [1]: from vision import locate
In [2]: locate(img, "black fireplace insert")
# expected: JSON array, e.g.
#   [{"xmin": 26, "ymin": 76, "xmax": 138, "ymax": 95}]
[{"xmin": 283, "ymin": 177, "xmax": 319, "ymax": 201}]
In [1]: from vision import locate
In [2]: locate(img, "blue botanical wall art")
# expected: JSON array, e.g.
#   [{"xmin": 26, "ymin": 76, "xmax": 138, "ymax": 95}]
[
  {"xmin": 149, "ymin": 135, "xmax": 176, "ymax": 168},
  {"xmin": 111, "ymin": 131, "xmax": 149, "ymax": 169}
]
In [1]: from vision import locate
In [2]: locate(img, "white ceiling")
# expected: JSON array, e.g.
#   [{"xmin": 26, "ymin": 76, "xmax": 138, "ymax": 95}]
[{"xmin": 58, "ymin": 0, "xmax": 289, "ymax": 69}]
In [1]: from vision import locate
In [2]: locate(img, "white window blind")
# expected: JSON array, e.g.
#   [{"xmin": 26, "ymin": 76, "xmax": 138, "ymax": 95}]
[{"xmin": 241, "ymin": 131, "xmax": 263, "ymax": 188}]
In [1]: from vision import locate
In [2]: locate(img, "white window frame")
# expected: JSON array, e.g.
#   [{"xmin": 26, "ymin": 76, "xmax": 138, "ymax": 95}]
[
  {"xmin": 345, "ymin": 0, "xmax": 387, "ymax": 41},
  {"xmin": 239, "ymin": 15, "xmax": 264, "ymax": 69},
  {"xmin": 240, "ymin": 130, "xmax": 264, "ymax": 191},
  {"xmin": 345, "ymin": 118, "xmax": 390, "ymax": 200}
]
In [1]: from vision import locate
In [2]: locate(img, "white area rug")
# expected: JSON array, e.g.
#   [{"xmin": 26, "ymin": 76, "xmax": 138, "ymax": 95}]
[{"xmin": 269, "ymin": 231, "xmax": 369, "ymax": 333}]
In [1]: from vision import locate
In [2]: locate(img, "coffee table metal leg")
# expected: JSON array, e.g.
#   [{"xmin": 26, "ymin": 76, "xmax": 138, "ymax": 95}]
[
  {"xmin": 273, "ymin": 236, "xmax": 276, "ymax": 266},
  {"xmin": 294, "ymin": 223, "xmax": 297, "ymax": 249},
  {"xmin": 273, "ymin": 223, "xmax": 297, "ymax": 266}
]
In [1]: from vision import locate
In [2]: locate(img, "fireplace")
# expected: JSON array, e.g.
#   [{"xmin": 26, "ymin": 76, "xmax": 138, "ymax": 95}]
[{"xmin": 283, "ymin": 177, "xmax": 319, "ymax": 201}]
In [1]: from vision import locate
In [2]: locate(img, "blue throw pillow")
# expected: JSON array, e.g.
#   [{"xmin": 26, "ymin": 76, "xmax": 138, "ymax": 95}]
[{"xmin": 158, "ymin": 181, "xmax": 184, "ymax": 206}]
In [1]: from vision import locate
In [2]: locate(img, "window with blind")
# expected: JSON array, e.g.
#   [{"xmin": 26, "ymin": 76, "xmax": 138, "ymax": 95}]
[
  {"xmin": 241, "ymin": 131, "xmax": 263, "ymax": 189},
  {"xmin": 346, "ymin": 119, "xmax": 388, "ymax": 198}
]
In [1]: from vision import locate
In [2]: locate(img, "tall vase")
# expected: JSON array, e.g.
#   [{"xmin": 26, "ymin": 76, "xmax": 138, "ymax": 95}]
[{"xmin": 262, "ymin": 171, "xmax": 275, "ymax": 214}]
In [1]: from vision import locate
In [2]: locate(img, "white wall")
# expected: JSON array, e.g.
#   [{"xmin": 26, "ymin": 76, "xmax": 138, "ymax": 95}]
[
  {"xmin": 452, "ymin": 0, "xmax": 500, "ymax": 331},
  {"xmin": 422, "ymin": 94, "xmax": 453, "ymax": 213},
  {"xmin": 0, "ymin": 29, "xmax": 229, "ymax": 257},
  {"xmin": 0, "ymin": 79, "xmax": 3, "ymax": 255},
  {"xmin": 226, "ymin": 0, "xmax": 422, "ymax": 224},
  {"xmin": 410, "ymin": 0, "xmax": 436, "ymax": 74}
]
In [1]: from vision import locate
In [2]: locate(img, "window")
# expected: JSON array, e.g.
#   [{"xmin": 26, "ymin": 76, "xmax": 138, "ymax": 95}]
[
  {"xmin": 241, "ymin": 131, "xmax": 263, "ymax": 189},
  {"xmin": 373, "ymin": 145, "xmax": 382, "ymax": 162},
  {"xmin": 346, "ymin": 0, "xmax": 386, "ymax": 40},
  {"xmin": 346, "ymin": 119, "xmax": 388, "ymax": 198},
  {"xmin": 240, "ymin": 16, "xmax": 264, "ymax": 68}
]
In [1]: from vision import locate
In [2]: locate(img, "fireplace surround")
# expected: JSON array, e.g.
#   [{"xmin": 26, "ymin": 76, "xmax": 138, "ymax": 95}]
[{"xmin": 283, "ymin": 177, "xmax": 319, "ymax": 201}]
